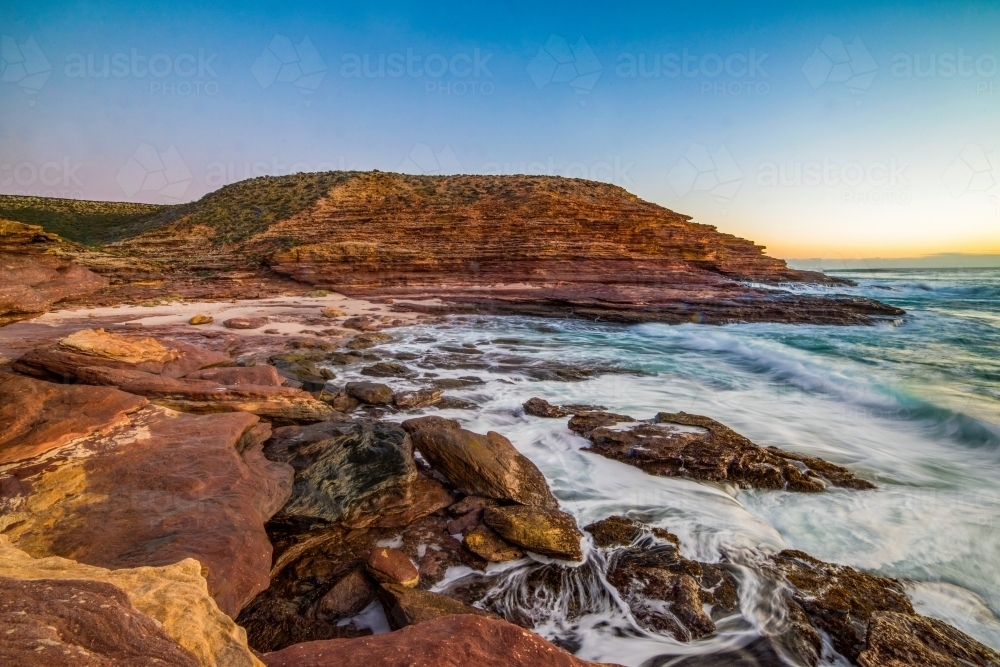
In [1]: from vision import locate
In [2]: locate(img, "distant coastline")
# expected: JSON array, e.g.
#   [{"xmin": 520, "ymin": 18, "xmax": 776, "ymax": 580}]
[{"xmin": 787, "ymin": 253, "xmax": 1000, "ymax": 271}]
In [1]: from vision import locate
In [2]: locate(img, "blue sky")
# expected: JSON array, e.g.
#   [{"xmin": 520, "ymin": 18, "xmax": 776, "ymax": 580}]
[{"xmin": 1, "ymin": 1, "xmax": 998, "ymax": 259}]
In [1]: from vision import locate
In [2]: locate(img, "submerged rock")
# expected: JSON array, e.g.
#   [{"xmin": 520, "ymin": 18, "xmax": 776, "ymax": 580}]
[
  {"xmin": 585, "ymin": 516, "xmax": 737, "ymax": 642},
  {"xmin": 576, "ymin": 411, "xmax": 875, "ymax": 491},
  {"xmin": 402, "ymin": 418, "xmax": 558, "ymax": 508},
  {"xmin": 260, "ymin": 614, "xmax": 612, "ymax": 667},
  {"xmin": 484, "ymin": 506, "xmax": 584, "ymax": 561}
]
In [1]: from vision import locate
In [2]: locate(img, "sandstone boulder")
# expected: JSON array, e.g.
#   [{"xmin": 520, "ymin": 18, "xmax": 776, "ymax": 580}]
[
  {"xmin": 0, "ymin": 406, "xmax": 293, "ymax": 618},
  {"xmin": 260, "ymin": 614, "xmax": 613, "ymax": 667},
  {"xmin": 345, "ymin": 380, "xmax": 395, "ymax": 405},
  {"xmin": 320, "ymin": 306, "xmax": 346, "ymax": 318},
  {"xmin": 0, "ymin": 575, "xmax": 200, "ymax": 667},
  {"xmin": 189, "ymin": 314, "xmax": 214, "ymax": 325},
  {"xmin": 361, "ymin": 361, "xmax": 416, "ymax": 378},
  {"xmin": 0, "ymin": 373, "xmax": 147, "ymax": 465},
  {"xmin": 70, "ymin": 365, "xmax": 334, "ymax": 423},
  {"xmin": 184, "ymin": 364, "xmax": 285, "ymax": 386},
  {"xmin": 265, "ymin": 420, "xmax": 418, "ymax": 526},
  {"xmin": 484, "ymin": 506, "xmax": 584, "ymax": 561},
  {"xmin": 224, "ymin": 316, "xmax": 269, "ymax": 329},
  {"xmin": 377, "ymin": 583, "xmax": 499, "ymax": 629},
  {"xmin": 394, "ymin": 387, "xmax": 443, "ymax": 409},
  {"xmin": 13, "ymin": 328, "xmax": 231, "ymax": 380},
  {"xmin": 0, "ymin": 536, "xmax": 264, "ymax": 667},
  {"xmin": 523, "ymin": 397, "xmax": 571, "ymax": 418},
  {"xmin": 464, "ymin": 525, "xmax": 525, "ymax": 562},
  {"xmin": 403, "ymin": 421, "xmax": 558, "ymax": 508},
  {"xmin": 314, "ymin": 568, "xmax": 375, "ymax": 621},
  {"xmin": 367, "ymin": 547, "xmax": 419, "ymax": 587}
]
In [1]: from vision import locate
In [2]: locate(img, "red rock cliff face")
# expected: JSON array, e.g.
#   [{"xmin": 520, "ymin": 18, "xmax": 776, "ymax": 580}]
[
  {"xmin": 103, "ymin": 172, "xmax": 902, "ymax": 324},
  {"xmin": 260, "ymin": 172, "xmax": 818, "ymax": 288}
]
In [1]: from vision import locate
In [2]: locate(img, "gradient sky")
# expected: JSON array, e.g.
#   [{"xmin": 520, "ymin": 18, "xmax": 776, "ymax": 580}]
[{"xmin": 1, "ymin": 1, "xmax": 998, "ymax": 260}]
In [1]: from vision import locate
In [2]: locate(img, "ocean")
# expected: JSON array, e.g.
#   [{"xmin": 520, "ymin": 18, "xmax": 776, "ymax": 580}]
[{"xmin": 336, "ymin": 268, "xmax": 1000, "ymax": 665}]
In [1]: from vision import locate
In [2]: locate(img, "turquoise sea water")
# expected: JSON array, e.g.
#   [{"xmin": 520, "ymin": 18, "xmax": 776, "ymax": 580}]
[{"xmin": 336, "ymin": 269, "xmax": 1000, "ymax": 665}]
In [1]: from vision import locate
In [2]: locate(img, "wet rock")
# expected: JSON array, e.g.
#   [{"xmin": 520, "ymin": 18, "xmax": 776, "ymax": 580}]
[
  {"xmin": 0, "ymin": 373, "xmax": 147, "ymax": 466},
  {"xmin": 484, "ymin": 506, "xmax": 584, "ymax": 561},
  {"xmin": 447, "ymin": 507, "xmax": 484, "ymax": 535},
  {"xmin": 448, "ymin": 495, "xmax": 499, "ymax": 516},
  {"xmin": 269, "ymin": 352, "xmax": 331, "ymax": 392},
  {"xmin": 0, "ymin": 575, "xmax": 200, "ymax": 667},
  {"xmin": 367, "ymin": 547, "xmax": 420, "ymax": 587},
  {"xmin": 344, "ymin": 332, "xmax": 392, "ymax": 350},
  {"xmin": 405, "ymin": 422, "xmax": 558, "ymax": 508},
  {"xmin": 579, "ymin": 411, "xmax": 875, "ymax": 491},
  {"xmin": 239, "ymin": 515, "xmax": 485, "ymax": 652},
  {"xmin": 265, "ymin": 420, "xmax": 416, "ymax": 527},
  {"xmin": 523, "ymin": 397, "xmax": 571, "ymax": 418},
  {"xmin": 13, "ymin": 328, "xmax": 231, "ymax": 380},
  {"xmin": 188, "ymin": 314, "xmax": 214, "ymax": 325},
  {"xmin": 767, "ymin": 549, "xmax": 913, "ymax": 663},
  {"xmin": 0, "ymin": 406, "xmax": 293, "ymax": 618},
  {"xmin": 430, "ymin": 376, "xmax": 484, "ymax": 389},
  {"xmin": 69, "ymin": 365, "xmax": 335, "ymax": 424},
  {"xmin": 361, "ymin": 361, "xmax": 416, "ymax": 378},
  {"xmin": 260, "ymin": 614, "xmax": 611, "ymax": 667},
  {"xmin": 377, "ymin": 583, "xmax": 498, "ymax": 629},
  {"xmin": 567, "ymin": 411, "xmax": 636, "ymax": 436},
  {"xmin": 329, "ymin": 391, "xmax": 360, "ymax": 413},
  {"xmin": 464, "ymin": 525, "xmax": 525, "ymax": 562},
  {"xmin": 345, "ymin": 381, "xmax": 395, "ymax": 405},
  {"xmin": 434, "ymin": 396, "xmax": 479, "ymax": 410},
  {"xmin": 224, "ymin": 316, "xmax": 269, "ymax": 330},
  {"xmin": 184, "ymin": 364, "xmax": 285, "ymax": 386},
  {"xmin": 315, "ymin": 568, "xmax": 375, "ymax": 621},
  {"xmin": 859, "ymin": 611, "xmax": 1000, "ymax": 667},
  {"xmin": 438, "ymin": 344, "xmax": 484, "ymax": 355},
  {"xmin": 584, "ymin": 515, "xmax": 678, "ymax": 549},
  {"xmin": 0, "ymin": 536, "xmax": 264, "ymax": 667},
  {"xmin": 585, "ymin": 517, "xmax": 737, "ymax": 643},
  {"xmin": 394, "ymin": 387, "xmax": 443, "ymax": 409}
]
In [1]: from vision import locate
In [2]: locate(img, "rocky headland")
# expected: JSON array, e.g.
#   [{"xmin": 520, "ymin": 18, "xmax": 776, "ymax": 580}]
[{"xmin": 5, "ymin": 173, "xmax": 990, "ymax": 667}]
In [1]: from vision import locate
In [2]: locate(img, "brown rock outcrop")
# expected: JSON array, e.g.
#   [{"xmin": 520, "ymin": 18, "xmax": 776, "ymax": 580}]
[
  {"xmin": 403, "ymin": 418, "xmax": 558, "ymax": 508},
  {"xmin": 0, "ymin": 576, "xmax": 200, "ymax": 667},
  {"xmin": 858, "ymin": 611, "xmax": 1000, "ymax": 667},
  {"xmin": 0, "ymin": 373, "xmax": 148, "ymax": 465},
  {"xmin": 483, "ymin": 506, "xmax": 584, "ymax": 561},
  {"xmin": 0, "ymin": 405, "xmax": 293, "ymax": 618},
  {"xmin": 0, "ymin": 536, "xmax": 264, "ymax": 667},
  {"xmin": 261, "ymin": 614, "xmax": 614, "ymax": 667},
  {"xmin": 13, "ymin": 328, "xmax": 230, "ymax": 380},
  {"xmin": 0, "ymin": 220, "xmax": 107, "ymax": 326},
  {"xmin": 575, "ymin": 411, "xmax": 875, "ymax": 491},
  {"xmin": 366, "ymin": 547, "xmax": 420, "ymax": 587},
  {"xmin": 377, "ymin": 583, "xmax": 500, "ymax": 628}
]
